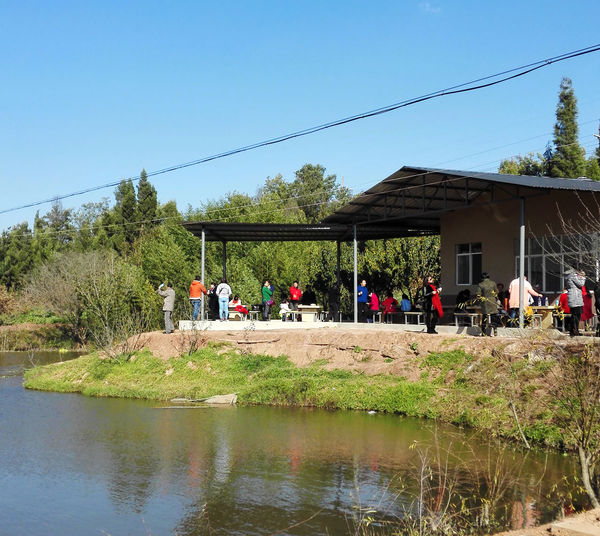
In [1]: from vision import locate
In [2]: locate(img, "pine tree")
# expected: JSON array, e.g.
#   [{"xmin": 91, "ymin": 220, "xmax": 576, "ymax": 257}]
[
  {"xmin": 135, "ymin": 169, "xmax": 158, "ymax": 230},
  {"xmin": 548, "ymin": 77, "xmax": 586, "ymax": 178},
  {"xmin": 114, "ymin": 179, "xmax": 138, "ymax": 248},
  {"xmin": 596, "ymin": 124, "xmax": 600, "ymax": 164}
]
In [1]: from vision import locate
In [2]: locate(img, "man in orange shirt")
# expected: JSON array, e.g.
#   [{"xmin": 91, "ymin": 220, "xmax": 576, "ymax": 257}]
[{"xmin": 189, "ymin": 275, "xmax": 207, "ymax": 320}]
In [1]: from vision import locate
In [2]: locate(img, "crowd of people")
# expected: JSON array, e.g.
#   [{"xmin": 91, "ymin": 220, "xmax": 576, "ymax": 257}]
[{"xmin": 154, "ymin": 267, "xmax": 600, "ymax": 338}]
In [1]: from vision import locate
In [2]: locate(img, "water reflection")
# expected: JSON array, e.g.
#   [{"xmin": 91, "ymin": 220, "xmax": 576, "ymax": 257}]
[{"xmin": 0, "ymin": 352, "xmax": 582, "ymax": 535}]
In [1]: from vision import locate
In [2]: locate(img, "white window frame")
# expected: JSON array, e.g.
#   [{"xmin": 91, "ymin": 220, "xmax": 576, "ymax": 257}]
[{"xmin": 456, "ymin": 242, "xmax": 482, "ymax": 286}]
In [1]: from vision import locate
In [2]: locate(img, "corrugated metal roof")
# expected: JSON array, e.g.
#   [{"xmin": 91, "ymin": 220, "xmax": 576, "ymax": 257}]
[
  {"xmin": 322, "ymin": 165, "xmax": 600, "ymax": 227},
  {"xmin": 181, "ymin": 222, "xmax": 434, "ymax": 242}
]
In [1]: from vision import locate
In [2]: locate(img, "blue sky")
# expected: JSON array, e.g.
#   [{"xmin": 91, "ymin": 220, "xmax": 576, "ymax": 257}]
[{"xmin": 1, "ymin": 0, "xmax": 600, "ymax": 230}]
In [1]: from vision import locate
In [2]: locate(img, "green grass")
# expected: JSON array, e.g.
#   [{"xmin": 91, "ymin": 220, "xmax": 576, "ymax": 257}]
[
  {"xmin": 1, "ymin": 309, "xmax": 66, "ymax": 325},
  {"xmin": 24, "ymin": 347, "xmax": 435, "ymax": 416},
  {"xmin": 23, "ymin": 345, "xmax": 570, "ymax": 448}
]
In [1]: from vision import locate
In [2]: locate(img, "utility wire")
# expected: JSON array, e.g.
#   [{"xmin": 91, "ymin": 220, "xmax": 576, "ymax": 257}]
[
  {"xmin": 7, "ymin": 133, "xmax": 600, "ymax": 240},
  {"xmin": 2, "ymin": 43, "xmax": 600, "ymax": 217},
  {"xmin": 11, "ymin": 133, "xmax": 600, "ymax": 241}
]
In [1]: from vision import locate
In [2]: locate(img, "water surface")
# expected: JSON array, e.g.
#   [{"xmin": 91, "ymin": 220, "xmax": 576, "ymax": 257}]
[{"xmin": 0, "ymin": 351, "xmax": 580, "ymax": 535}]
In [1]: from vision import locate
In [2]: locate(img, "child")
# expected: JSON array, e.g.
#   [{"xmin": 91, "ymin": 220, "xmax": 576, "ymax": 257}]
[{"xmin": 279, "ymin": 297, "xmax": 291, "ymax": 322}]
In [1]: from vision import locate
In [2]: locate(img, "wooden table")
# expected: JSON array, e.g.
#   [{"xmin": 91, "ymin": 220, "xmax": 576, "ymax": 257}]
[
  {"xmin": 530, "ymin": 306, "xmax": 555, "ymax": 329},
  {"xmin": 297, "ymin": 304, "xmax": 322, "ymax": 322}
]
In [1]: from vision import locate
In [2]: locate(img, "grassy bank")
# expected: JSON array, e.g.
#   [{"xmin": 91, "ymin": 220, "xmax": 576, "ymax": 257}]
[
  {"xmin": 0, "ymin": 324, "xmax": 76, "ymax": 351},
  {"xmin": 24, "ymin": 341, "xmax": 567, "ymax": 448}
]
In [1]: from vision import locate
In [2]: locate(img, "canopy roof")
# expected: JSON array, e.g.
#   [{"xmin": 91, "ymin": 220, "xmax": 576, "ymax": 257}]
[
  {"xmin": 180, "ymin": 221, "xmax": 431, "ymax": 243},
  {"xmin": 183, "ymin": 166, "xmax": 600, "ymax": 242}
]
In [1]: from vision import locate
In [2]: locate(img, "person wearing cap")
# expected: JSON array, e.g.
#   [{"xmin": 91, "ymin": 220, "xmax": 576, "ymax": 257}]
[
  {"xmin": 157, "ymin": 282, "xmax": 176, "ymax": 334},
  {"xmin": 477, "ymin": 272, "xmax": 498, "ymax": 336}
]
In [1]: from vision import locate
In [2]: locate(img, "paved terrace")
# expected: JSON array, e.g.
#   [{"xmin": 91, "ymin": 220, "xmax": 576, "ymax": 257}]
[{"xmin": 178, "ymin": 319, "xmax": 578, "ymax": 339}]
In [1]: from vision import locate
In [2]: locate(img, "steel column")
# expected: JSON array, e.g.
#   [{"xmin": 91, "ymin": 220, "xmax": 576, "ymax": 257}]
[
  {"xmin": 353, "ymin": 225, "xmax": 358, "ymax": 324},
  {"xmin": 519, "ymin": 198, "xmax": 525, "ymax": 329},
  {"xmin": 201, "ymin": 228, "xmax": 205, "ymax": 320},
  {"xmin": 222, "ymin": 241, "xmax": 227, "ymax": 279}
]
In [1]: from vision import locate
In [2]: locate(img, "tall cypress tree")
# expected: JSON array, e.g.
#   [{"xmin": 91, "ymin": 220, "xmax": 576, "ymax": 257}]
[
  {"xmin": 136, "ymin": 169, "xmax": 158, "ymax": 230},
  {"xmin": 548, "ymin": 77, "xmax": 586, "ymax": 178},
  {"xmin": 115, "ymin": 179, "xmax": 138, "ymax": 248},
  {"xmin": 596, "ymin": 122, "xmax": 600, "ymax": 164}
]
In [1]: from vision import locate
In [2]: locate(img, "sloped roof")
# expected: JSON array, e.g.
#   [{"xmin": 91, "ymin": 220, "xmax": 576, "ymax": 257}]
[{"xmin": 322, "ymin": 165, "xmax": 600, "ymax": 229}]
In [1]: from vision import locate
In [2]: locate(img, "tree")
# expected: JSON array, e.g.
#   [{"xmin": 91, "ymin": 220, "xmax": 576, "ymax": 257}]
[
  {"xmin": 550, "ymin": 347, "xmax": 600, "ymax": 508},
  {"xmin": 498, "ymin": 153, "xmax": 545, "ymax": 176},
  {"xmin": 25, "ymin": 250, "xmax": 158, "ymax": 346},
  {"xmin": 136, "ymin": 169, "xmax": 158, "ymax": 230},
  {"xmin": 596, "ymin": 122, "xmax": 600, "ymax": 164},
  {"xmin": 290, "ymin": 164, "xmax": 350, "ymax": 223},
  {"xmin": 44, "ymin": 200, "xmax": 73, "ymax": 248},
  {"xmin": 115, "ymin": 179, "xmax": 138, "ymax": 248},
  {"xmin": 0, "ymin": 223, "xmax": 33, "ymax": 289},
  {"xmin": 548, "ymin": 77, "xmax": 587, "ymax": 178}
]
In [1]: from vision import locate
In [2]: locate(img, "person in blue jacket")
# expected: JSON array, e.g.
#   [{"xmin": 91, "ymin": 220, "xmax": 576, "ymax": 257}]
[{"xmin": 357, "ymin": 279, "xmax": 368, "ymax": 322}]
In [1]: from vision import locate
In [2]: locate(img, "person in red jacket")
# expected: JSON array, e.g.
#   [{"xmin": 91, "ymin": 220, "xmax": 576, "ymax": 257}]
[
  {"xmin": 558, "ymin": 288, "xmax": 570, "ymax": 314},
  {"xmin": 189, "ymin": 275, "xmax": 207, "ymax": 320},
  {"xmin": 289, "ymin": 281, "xmax": 302, "ymax": 312}
]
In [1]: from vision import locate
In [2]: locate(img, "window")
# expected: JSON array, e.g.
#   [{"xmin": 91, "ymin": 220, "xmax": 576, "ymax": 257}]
[
  {"xmin": 456, "ymin": 243, "xmax": 482, "ymax": 285},
  {"xmin": 514, "ymin": 234, "xmax": 599, "ymax": 292}
]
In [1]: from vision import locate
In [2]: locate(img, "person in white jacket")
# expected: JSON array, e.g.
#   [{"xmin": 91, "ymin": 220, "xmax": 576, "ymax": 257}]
[{"xmin": 216, "ymin": 278, "xmax": 232, "ymax": 321}]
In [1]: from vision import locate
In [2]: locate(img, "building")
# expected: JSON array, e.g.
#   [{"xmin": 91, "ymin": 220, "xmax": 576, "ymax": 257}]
[{"xmin": 324, "ymin": 166, "xmax": 600, "ymax": 304}]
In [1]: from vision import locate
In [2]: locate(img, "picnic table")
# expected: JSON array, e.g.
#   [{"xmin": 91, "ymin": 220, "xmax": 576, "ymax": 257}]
[{"xmin": 297, "ymin": 304, "xmax": 322, "ymax": 322}]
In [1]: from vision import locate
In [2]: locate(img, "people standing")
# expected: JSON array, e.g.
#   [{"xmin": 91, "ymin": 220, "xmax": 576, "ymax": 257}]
[
  {"xmin": 207, "ymin": 283, "xmax": 219, "ymax": 320},
  {"xmin": 328, "ymin": 285, "xmax": 340, "ymax": 322},
  {"xmin": 157, "ymin": 282, "xmax": 176, "ymax": 334},
  {"xmin": 565, "ymin": 267, "xmax": 585, "ymax": 337},
  {"xmin": 357, "ymin": 279, "xmax": 368, "ymax": 322},
  {"xmin": 262, "ymin": 280, "xmax": 273, "ymax": 321},
  {"xmin": 289, "ymin": 281, "xmax": 302, "ymax": 312},
  {"xmin": 508, "ymin": 275, "xmax": 541, "ymax": 320},
  {"xmin": 216, "ymin": 278, "xmax": 232, "ymax": 322},
  {"xmin": 422, "ymin": 276, "xmax": 443, "ymax": 334},
  {"xmin": 189, "ymin": 275, "xmax": 207, "ymax": 321},
  {"xmin": 301, "ymin": 285, "xmax": 316, "ymax": 305},
  {"xmin": 477, "ymin": 272, "xmax": 499, "ymax": 336}
]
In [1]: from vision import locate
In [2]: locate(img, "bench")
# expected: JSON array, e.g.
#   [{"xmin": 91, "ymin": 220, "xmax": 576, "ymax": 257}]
[
  {"xmin": 228, "ymin": 306, "xmax": 247, "ymax": 321},
  {"xmin": 282, "ymin": 310, "xmax": 301, "ymax": 322},
  {"xmin": 530, "ymin": 313, "xmax": 543, "ymax": 328},
  {"xmin": 553, "ymin": 313, "xmax": 571, "ymax": 332},
  {"xmin": 384, "ymin": 311, "xmax": 404, "ymax": 324},
  {"xmin": 369, "ymin": 311, "xmax": 382, "ymax": 323},
  {"xmin": 248, "ymin": 310, "xmax": 260, "ymax": 321},
  {"xmin": 404, "ymin": 311, "xmax": 423, "ymax": 325},
  {"xmin": 454, "ymin": 312, "xmax": 480, "ymax": 327}
]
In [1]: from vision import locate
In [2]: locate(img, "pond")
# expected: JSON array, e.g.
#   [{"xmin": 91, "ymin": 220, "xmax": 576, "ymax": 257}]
[{"xmin": 0, "ymin": 351, "xmax": 582, "ymax": 535}]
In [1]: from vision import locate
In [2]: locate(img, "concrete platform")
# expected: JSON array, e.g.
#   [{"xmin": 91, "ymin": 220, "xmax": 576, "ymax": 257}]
[{"xmin": 177, "ymin": 319, "xmax": 580, "ymax": 339}]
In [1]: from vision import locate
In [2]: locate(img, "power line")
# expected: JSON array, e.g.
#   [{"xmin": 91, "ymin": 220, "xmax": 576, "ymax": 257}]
[
  {"xmin": 2, "ymin": 43, "xmax": 600, "ymax": 217},
  {"xmin": 7, "ymin": 132, "xmax": 600, "ymax": 240}
]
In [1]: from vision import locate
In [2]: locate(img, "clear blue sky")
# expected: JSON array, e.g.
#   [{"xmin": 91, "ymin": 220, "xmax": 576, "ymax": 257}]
[{"xmin": 1, "ymin": 0, "xmax": 599, "ymax": 231}]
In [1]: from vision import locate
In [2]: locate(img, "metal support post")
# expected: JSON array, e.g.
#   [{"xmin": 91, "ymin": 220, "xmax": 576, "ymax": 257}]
[
  {"xmin": 353, "ymin": 225, "xmax": 358, "ymax": 324},
  {"xmin": 519, "ymin": 198, "xmax": 525, "ymax": 329},
  {"xmin": 200, "ymin": 228, "xmax": 205, "ymax": 321}
]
